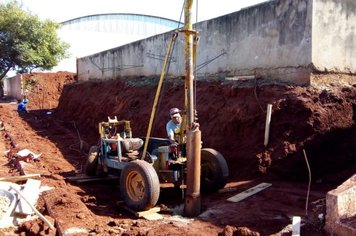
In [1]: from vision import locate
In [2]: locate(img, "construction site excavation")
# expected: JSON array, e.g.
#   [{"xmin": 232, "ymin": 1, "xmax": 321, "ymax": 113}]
[{"xmin": 0, "ymin": 0, "xmax": 356, "ymax": 235}]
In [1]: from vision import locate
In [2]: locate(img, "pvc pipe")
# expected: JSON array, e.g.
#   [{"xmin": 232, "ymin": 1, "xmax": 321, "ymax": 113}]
[
  {"xmin": 264, "ymin": 104, "xmax": 272, "ymax": 147},
  {"xmin": 292, "ymin": 216, "xmax": 301, "ymax": 236}
]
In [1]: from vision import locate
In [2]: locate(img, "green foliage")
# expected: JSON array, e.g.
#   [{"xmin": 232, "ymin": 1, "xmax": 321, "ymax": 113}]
[
  {"xmin": 23, "ymin": 77, "xmax": 38, "ymax": 91},
  {"xmin": 0, "ymin": 0, "xmax": 69, "ymax": 80}
]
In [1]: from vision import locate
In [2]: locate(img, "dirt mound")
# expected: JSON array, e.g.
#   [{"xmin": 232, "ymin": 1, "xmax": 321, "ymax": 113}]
[
  {"xmin": 55, "ymin": 77, "xmax": 356, "ymax": 180},
  {"xmin": 1, "ymin": 72, "xmax": 355, "ymax": 235},
  {"xmin": 22, "ymin": 72, "xmax": 77, "ymax": 110}
]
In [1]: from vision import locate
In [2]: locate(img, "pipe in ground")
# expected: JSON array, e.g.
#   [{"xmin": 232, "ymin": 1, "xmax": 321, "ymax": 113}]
[{"xmin": 264, "ymin": 104, "xmax": 272, "ymax": 147}]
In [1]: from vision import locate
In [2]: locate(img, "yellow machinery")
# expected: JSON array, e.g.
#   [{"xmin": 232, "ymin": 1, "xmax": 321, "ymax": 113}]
[{"xmin": 84, "ymin": 0, "xmax": 229, "ymax": 214}]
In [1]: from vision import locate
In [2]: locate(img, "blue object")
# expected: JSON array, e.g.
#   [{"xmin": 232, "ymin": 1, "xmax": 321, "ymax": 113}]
[{"xmin": 17, "ymin": 102, "xmax": 27, "ymax": 113}]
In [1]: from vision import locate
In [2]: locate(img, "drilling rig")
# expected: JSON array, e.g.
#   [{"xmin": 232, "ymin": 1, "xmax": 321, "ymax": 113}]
[{"xmin": 84, "ymin": 0, "xmax": 229, "ymax": 217}]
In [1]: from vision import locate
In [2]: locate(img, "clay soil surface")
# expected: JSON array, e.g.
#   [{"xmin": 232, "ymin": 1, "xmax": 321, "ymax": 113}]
[{"xmin": 0, "ymin": 72, "xmax": 355, "ymax": 235}]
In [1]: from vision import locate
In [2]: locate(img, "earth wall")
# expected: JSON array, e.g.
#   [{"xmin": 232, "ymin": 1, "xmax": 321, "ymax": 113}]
[{"xmin": 55, "ymin": 77, "xmax": 356, "ymax": 179}]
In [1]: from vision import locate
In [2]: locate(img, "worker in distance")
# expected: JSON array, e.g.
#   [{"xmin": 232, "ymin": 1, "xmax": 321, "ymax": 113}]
[{"xmin": 17, "ymin": 96, "xmax": 29, "ymax": 113}]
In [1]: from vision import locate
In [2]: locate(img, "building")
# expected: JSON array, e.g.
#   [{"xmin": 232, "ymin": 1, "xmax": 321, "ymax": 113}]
[{"xmin": 55, "ymin": 13, "xmax": 182, "ymax": 72}]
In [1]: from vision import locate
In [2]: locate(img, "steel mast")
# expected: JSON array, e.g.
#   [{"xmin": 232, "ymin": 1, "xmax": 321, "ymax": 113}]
[{"xmin": 183, "ymin": 0, "xmax": 201, "ymax": 217}]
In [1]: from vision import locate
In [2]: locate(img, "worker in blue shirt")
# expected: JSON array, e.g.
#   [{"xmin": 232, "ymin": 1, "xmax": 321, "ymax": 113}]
[{"xmin": 17, "ymin": 97, "xmax": 29, "ymax": 113}]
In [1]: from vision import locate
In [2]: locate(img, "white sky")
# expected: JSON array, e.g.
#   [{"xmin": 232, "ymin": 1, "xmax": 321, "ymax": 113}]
[
  {"xmin": 14, "ymin": 0, "xmax": 268, "ymax": 23},
  {"xmin": 1, "ymin": 0, "xmax": 269, "ymax": 73}
]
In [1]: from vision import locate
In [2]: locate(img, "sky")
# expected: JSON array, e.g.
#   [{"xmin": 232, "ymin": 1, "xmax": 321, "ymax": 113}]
[
  {"xmin": 1, "ymin": 0, "xmax": 269, "ymax": 73},
  {"xmin": 14, "ymin": 0, "xmax": 268, "ymax": 23}
]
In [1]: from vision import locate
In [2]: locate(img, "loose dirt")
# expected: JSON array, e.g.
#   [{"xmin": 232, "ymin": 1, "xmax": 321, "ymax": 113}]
[{"xmin": 0, "ymin": 72, "xmax": 355, "ymax": 235}]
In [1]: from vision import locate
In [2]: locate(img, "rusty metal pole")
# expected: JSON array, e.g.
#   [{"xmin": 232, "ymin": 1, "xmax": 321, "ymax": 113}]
[{"xmin": 184, "ymin": 0, "xmax": 201, "ymax": 217}]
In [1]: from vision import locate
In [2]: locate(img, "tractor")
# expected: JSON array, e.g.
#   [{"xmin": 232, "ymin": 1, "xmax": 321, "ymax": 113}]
[{"xmin": 84, "ymin": 116, "xmax": 229, "ymax": 212}]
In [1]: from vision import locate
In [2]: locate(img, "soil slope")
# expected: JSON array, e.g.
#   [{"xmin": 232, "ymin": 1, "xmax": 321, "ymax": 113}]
[
  {"xmin": 56, "ymin": 77, "xmax": 356, "ymax": 180},
  {"xmin": 0, "ymin": 72, "xmax": 355, "ymax": 235}
]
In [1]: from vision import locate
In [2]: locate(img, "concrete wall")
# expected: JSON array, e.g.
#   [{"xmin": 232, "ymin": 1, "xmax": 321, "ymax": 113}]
[
  {"xmin": 3, "ymin": 75, "xmax": 22, "ymax": 100},
  {"xmin": 325, "ymin": 175, "xmax": 356, "ymax": 236},
  {"xmin": 77, "ymin": 29, "xmax": 185, "ymax": 80},
  {"xmin": 195, "ymin": 0, "xmax": 312, "ymax": 84},
  {"xmin": 77, "ymin": 0, "xmax": 355, "ymax": 85},
  {"xmin": 312, "ymin": 0, "xmax": 356, "ymax": 73}
]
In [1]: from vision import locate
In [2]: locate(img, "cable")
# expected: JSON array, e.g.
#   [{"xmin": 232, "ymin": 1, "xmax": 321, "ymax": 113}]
[
  {"xmin": 194, "ymin": 0, "xmax": 199, "ymax": 117},
  {"xmin": 147, "ymin": 0, "xmax": 187, "ymax": 138},
  {"xmin": 196, "ymin": 0, "xmax": 199, "ymax": 24},
  {"xmin": 254, "ymin": 75, "xmax": 265, "ymax": 113},
  {"xmin": 72, "ymin": 121, "xmax": 84, "ymax": 150},
  {"xmin": 152, "ymin": 0, "xmax": 185, "ymax": 128},
  {"xmin": 194, "ymin": 51, "xmax": 226, "ymax": 72},
  {"xmin": 303, "ymin": 149, "xmax": 312, "ymax": 216},
  {"xmin": 177, "ymin": 0, "xmax": 185, "ymax": 28}
]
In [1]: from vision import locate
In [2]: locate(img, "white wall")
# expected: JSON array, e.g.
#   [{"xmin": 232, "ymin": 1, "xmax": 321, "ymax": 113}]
[
  {"xmin": 195, "ymin": 0, "xmax": 312, "ymax": 84},
  {"xmin": 312, "ymin": 0, "xmax": 356, "ymax": 73},
  {"xmin": 3, "ymin": 75, "xmax": 23, "ymax": 100},
  {"xmin": 77, "ymin": 0, "xmax": 355, "ymax": 85}
]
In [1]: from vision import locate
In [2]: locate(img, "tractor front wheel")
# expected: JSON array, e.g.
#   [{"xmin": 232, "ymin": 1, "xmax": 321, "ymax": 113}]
[
  {"xmin": 201, "ymin": 148, "xmax": 229, "ymax": 193},
  {"xmin": 85, "ymin": 146, "xmax": 99, "ymax": 176},
  {"xmin": 120, "ymin": 160, "xmax": 160, "ymax": 211}
]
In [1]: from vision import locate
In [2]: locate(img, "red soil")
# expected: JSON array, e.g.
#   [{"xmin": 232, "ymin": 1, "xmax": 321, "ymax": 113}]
[{"xmin": 0, "ymin": 72, "xmax": 355, "ymax": 235}]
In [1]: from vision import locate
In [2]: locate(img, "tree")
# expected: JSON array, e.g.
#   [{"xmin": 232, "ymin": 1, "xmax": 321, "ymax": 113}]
[{"xmin": 0, "ymin": 0, "xmax": 69, "ymax": 80}]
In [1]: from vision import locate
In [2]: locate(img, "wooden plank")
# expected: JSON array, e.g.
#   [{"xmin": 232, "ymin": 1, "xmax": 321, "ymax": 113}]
[
  {"xmin": 0, "ymin": 174, "xmax": 41, "ymax": 183},
  {"xmin": 121, "ymin": 205, "xmax": 161, "ymax": 219},
  {"xmin": 292, "ymin": 216, "xmax": 301, "ymax": 236},
  {"xmin": 74, "ymin": 177, "xmax": 117, "ymax": 183},
  {"xmin": 15, "ymin": 179, "xmax": 41, "ymax": 215},
  {"xmin": 142, "ymin": 212, "xmax": 163, "ymax": 220},
  {"xmin": 66, "ymin": 174, "xmax": 118, "ymax": 183},
  {"xmin": 136, "ymin": 207, "xmax": 161, "ymax": 218},
  {"xmin": 218, "ymin": 187, "xmax": 238, "ymax": 193},
  {"xmin": 227, "ymin": 182, "xmax": 272, "ymax": 203}
]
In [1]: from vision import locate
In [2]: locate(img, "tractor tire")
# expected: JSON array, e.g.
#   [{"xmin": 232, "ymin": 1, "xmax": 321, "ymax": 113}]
[
  {"xmin": 201, "ymin": 148, "xmax": 229, "ymax": 193},
  {"xmin": 120, "ymin": 160, "xmax": 160, "ymax": 211},
  {"xmin": 85, "ymin": 145, "xmax": 99, "ymax": 176}
]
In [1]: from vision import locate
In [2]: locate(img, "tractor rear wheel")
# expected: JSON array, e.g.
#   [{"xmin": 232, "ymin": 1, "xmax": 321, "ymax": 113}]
[
  {"xmin": 85, "ymin": 145, "xmax": 99, "ymax": 176},
  {"xmin": 120, "ymin": 160, "xmax": 160, "ymax": 211},
  {"xmin": 201, "ymin": 148, "xmax": 229, "ymax": 193}
]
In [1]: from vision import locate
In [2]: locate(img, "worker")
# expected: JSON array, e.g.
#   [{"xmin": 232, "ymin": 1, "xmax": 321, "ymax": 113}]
[
  {"xmin": 17, "ymin": 97, "xmax": 29, "ymax": 113},
  {"xmin": 166, "ymin": 108, "xmax": 182, "ymax": 144},
  {"xmin": 23, "ymin": 97, "xmax": 29, "ymax": 104}
]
